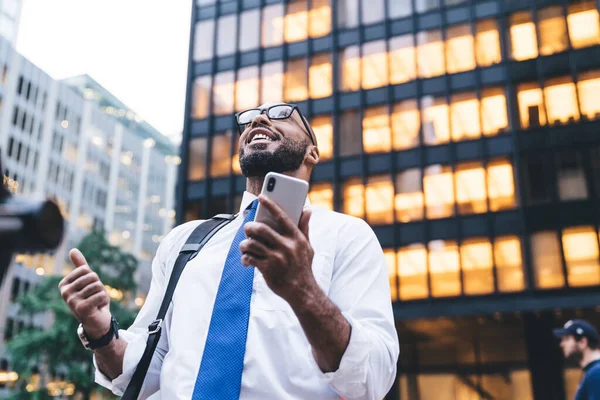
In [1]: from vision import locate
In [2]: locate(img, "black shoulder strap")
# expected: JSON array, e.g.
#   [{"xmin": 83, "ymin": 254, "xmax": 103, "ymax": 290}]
[{"xmin": 122, "ymin": 214, "xmax": 236, "ymax": 400}]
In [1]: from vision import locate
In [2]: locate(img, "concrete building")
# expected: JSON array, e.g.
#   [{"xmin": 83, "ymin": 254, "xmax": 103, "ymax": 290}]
[{"xmin": 0, "ymin": 0, "xmax": 22, "ymax": 47}]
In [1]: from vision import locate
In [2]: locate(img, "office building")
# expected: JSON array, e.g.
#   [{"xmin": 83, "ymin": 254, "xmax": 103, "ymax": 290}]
[{"xmin": 0, "ymin": 0, "xmax": 21, "ymax": 46}]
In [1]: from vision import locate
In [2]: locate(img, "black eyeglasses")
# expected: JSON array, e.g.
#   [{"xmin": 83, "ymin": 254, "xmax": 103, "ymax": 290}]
[{"xmin": 234, "ymin": 103, "xmax": 316, "ymax": 145}]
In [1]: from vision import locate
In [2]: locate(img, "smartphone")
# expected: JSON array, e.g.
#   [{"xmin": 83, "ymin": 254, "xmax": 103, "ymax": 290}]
[{"xmin": 255, "ymin": 172, "xmax": 309, "ymax": 232}]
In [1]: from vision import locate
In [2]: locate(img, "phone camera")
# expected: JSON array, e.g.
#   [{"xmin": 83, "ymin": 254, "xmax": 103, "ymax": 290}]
[{"xmin": 267, "ymin": 177, "xmax": 276, "ymax": 192}]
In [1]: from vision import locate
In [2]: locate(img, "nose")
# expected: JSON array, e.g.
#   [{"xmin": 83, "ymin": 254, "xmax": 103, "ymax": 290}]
[{"xmin": 250, "ymin": 112, "xmax": 272, "ymax": 129}]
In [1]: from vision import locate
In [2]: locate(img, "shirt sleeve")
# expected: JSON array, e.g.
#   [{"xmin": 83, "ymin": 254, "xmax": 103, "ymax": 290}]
[
  {"xmin": 94, "ymin": 221, "xmax": 201, "ymax": 397},
  {"xmin": 585, "ymin": 368, "xmax": 600, "ymax": 400},
  {"xmin": 310, "ymin": 217, "xmax": 399, "ymax": 400}
]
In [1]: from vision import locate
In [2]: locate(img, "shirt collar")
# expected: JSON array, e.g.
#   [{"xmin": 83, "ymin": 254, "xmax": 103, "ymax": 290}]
[{"xmin": 238, "ymin": 191, "xmax": 311, "ymax": 214}]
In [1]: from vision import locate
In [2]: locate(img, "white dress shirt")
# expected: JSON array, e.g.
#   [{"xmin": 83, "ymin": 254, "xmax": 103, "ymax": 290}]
[{"xmin": 95, "ymin": 192, "xmax": 399, "ymax": 399}]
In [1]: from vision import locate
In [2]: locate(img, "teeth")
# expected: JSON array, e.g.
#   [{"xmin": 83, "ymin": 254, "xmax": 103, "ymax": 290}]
[{"xmin": 251, "ymin": 133, "xmax": 274, "ymax": 142}]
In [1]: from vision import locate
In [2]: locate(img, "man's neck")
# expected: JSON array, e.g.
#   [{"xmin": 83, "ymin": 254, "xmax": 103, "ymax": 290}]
[
  {"xmin": 246, "ymin": 171, "xmax": 303, "ymax": 196},
  {"xmin": 581, "ymin": 350, "xmax": 600, "ymax": 369}
]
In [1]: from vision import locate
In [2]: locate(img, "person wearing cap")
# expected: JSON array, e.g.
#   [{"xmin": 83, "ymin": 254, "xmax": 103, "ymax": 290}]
[{"xmin": 554, "ymin": 319, "xmax": 600, "ymax": 400}]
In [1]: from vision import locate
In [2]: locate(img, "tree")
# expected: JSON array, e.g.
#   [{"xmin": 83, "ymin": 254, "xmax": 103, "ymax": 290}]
[{"xmin": 6, "ymin": 230, "xmax": 140, "ymax": 399}]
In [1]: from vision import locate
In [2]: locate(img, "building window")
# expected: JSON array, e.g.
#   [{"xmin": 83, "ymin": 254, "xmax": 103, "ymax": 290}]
[
  {"xmin": 557, "ymin": 151, "xmax": 588, "ymax": 201},
  {"xmin": 363, "ymin": 106, "xmax": 391, "ymax": 154},
  {"xmin": 461, "ymin": 238, "xmax": 494, "ymax": 295},
  {"xmin": 340, "ymin": 110, "xmax": 362, "ymax": 156},
  {"xmin": 343, "ymin": 178, "xmax": 364, "ymax": 218},
  {"xmin": 385, "ymin": 250, "xmax": 398, "ymax": 301},
  {"xmin": 309, "ymin": 182, "xmax": 334, "ymax": 210},
  {"xmin": 509, "ymin": 12, "xmax": 539, "ymax": 61},
  {"xmin": 389, "ymin": 34, "xmax": 417, "ymax": 85},
  {"xmin": 392, "ymin": 99, "xmax": 420, "ymax": 150},
  {"xmin": 578, "ymin": 70, "xmax": 600, "ymax": 120},
  {"xmin": 366, "ymin": 175, "xmax": 394, "ymax": 225},
  {"xmin": 450, "ymin": 92, "xmax": 481, "ymax": 141},
  {"xmin": 309, "ymin": 0, "xmax": 331, "ymax": 38},
  {"xmin": 562, "ymin": 226, "xmax": 600, "ymax": 287},
  {"xmin": 309, "ymin": 53, "xmax": 332, "ymax": 99},
  {"xmin": 216, "ymin": 14, "xmax": 237, "ymax": 57},
  {"xmin": 416, "ymin": 0, "xmax": 440, "ymax": 14},
  {"xmin": 487, "ymin": 159, "xmax": 517, "ymax": 211},
  {"xmin": 212, "ymin": 71, "xmax": 235, "ymax": 116},
  {"xmin": 235, "ymin": 66, "xmax": 259, "ymax": 111},
  {"xmin": 389, "ymin": 0, "xmax": 412, "ymax": 19},
  {"xmin": 523, "ymin": 154, "xmax": 554, "ymax": 204},
  {"xmin": 337, "ymin": 0, "xmax": 359, "ymax": 29},
  {"xmin": 455, "ymin": 162, "xmax": 487, "ymax": 215},
  {"xmin": 482, "ymin": 88, "xmax": 509, "ymax": 135},
  {"xmin": 262, "ymin": 4, "xmax": 285, "ymax": 47},
  {"xmin": 592, "ymin": 147, "xmax": 600, "ymax": 198},
  {"xmin": 285, "ymin": 0, "xmax": 308, "ymax": 43},
  {"xmin": 476, "ymin": 20, "xmax": 502, "ymax": 67},
  {"xmin": 398, "ymin": 244, "xmax": 429, "ymax": 300},
  {"xmin": 417, "ymin": 30, "xmax": 445, "ymax": 78},
  {"xmin": 422, "ymin": 96, "xmax": 450, "ymax": 146},
  {"xmin": 284, "ymin": 58, "xmax": 308, "ymax": 102},
  {"xmin": 424, "ymin": 165, "xmax": 454, "ymax": 219},
  {"xmin": 544, "ymin": 77, "xmax": 579, "ymax": 125},
  {"xmin": 361, "ymin": 0, "xmax": 385, "ymax": 25},
  {"xmin": 517, "ymin": 83, "xmax": 546, "ymax": 129},
  {"xmin": 311, "ymin": 115, "xmax": 333, "ymax": 160},
  {"xmin": 531, "ymin": 231, "xmax": 565, "ymax": 289},
  {"xmin": 261, "ymin": 61, "xmax": 284, "ymax": 104},
  {"xmin": 429, "ymin": 240, "xmax": 461, "ymax": 297},
  {"xmin": 340, "ymin": 46, "xmax": 361, "ymax": 92},
  {"xmin": 188, "ymin": 137, "xmax": 208, "ymax": 181},
  {"xmin": 495, "ymin": 236, "xmax": 525, "ymax": 292},
  {"xmin": 395, "ymin": 168, "xmax": 424, "ymax": 223},
  {"xmin": 567, "ymin": 1, "xmax": 600, "ymax": 49},
  {"xmin": 186, "ymin": 200, "xmax": 206, "ymax": 222},
  {"xmin": 239, "ymin": 9, "xmax": 260, "ymax": 52},
  {"xmin": 193, "ymin": 20, "xmax": 214, "ymax": 62},
  {"xmin": 446, "ymin": 24, "xmax": 475, "ymax": 74},
  {"xmin": 538, "ymin": 7, "xmax": 568, "ymax": 56},
  {"xmin": 210, "ymin": 132, "xmax": 232, "ymax": 178},
  {"xmin": 10, "ymin": 277, "xmax": 20, "ymax": 302},
  {"xmin": 362, "ymin": 40, "xmax": 388, "ymax": 90}
]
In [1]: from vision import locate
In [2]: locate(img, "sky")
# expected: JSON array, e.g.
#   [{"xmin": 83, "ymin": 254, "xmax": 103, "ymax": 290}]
[{"xmin": 17, "ymin": 0, "xmax": 193, "ymax": 144}]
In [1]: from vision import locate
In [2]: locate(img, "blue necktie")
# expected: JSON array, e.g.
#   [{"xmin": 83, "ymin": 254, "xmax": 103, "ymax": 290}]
[{"xmin": 192, "ymin": 200, "xmax": 258, "ymax": 400}]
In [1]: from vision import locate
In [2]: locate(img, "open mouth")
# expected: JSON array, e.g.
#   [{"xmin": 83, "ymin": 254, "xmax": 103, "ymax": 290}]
[{"xmin": 247, "ymin": 127, "xmax": 279, "ymax": 144}]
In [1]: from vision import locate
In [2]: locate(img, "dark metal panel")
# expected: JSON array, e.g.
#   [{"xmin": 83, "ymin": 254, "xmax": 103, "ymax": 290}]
[
  {"xmin": 508, "ymin": 60, "xmax": 538, "ymax": 83},
  {"xmin": 394, "ymin": 149, "xmax": 421, "ymax": 169},
  {"xmin": 538, "ymin": 53, "xmax": 571, "ymax": 78},
  {"xmin": 572, "ymin": 47, "xmax": 600, "ymax": 71},
  {"xmin": 393, "ymin": 81, "xmax": 418, "ymax": 101},
  {"xmin": 190, "ymin": 120, "xmax": 210, "ymax": 137},
  {"xmin": 339, "ymin": 158, "xmax": 363, "ymax": 178},
  {"xmin": 235, "ymin": 175, "xmax": 246, "ymax": 192},
  {"xmin": 455, "ymin": 141, "xmax": 481, "ymax": 161},
  {"xmin": 396, "ymin": 222, "xmax": 427, "ymax": 245},
  {"xmin": 421, "ymin": 77, "xmax": 446, "ymax": 96},
  {"xmin": 217, "ymin": 56, "xmax": 235, "ymax": 72},
  {"xmin": 450, "ymin": 71, "xmax": 476, "ymax": 91},
  {"xmin": 312, "ymin": 162, "xmax": 335, "ymax": 180},
  {"xmin": 219, "ymin": 1, "xmax": 238, "ymax": 14},
  {"xmin": 367, "ymin": 153, "xmax": 392, "ymax": 174},
  {"xmin": 557, "ymin": 202, "xmax": 600, "ymax": 227},
  {"xmin": 311, "ymin": 98, "xmax": 334, "ymax": 114},
  {"xmin": 364, "ymin": 25, "xmax": 386, "ymax": 42},
  {"xmin": 460, "ymin": 215, "xmax": 490, "ymax": 237},
  {"xmin": 365, "ymin": 87, "xmax": 388, "ymax": 105},
  {"xmin": 339, "ymin": 92, "xmax": 361, "ymax": 109},
  {"xmin": 211, "ymin": 178, "xmax": 230, "ymax": 195},
  {"xmin": 492, "ymin": 211, "xmax": 525, "ymax": 235},
  {"xmin": 194, "ymin": 62, "xmax": 213, "ymax": 77},
  {"xmin": 295, "ymin": 100, "xmax": 309, "ymax": 114},
  {"xmin": 239, "ymin": 51, "xmax": 260, "ymax": 67},
  {"xmin": 474, "ymin": 1, "xmax": 500, "ymax": 18},
  {"xmin": 337, "ymin": 30, "xmax": 360, "ymax": 48},
  {"xmin": 424, "ymin": 145, "xmax": 451, "ymax": 166},
  {"xmin": 187, "ymin": 181, "xmax": 207, "ymax": 199},
  {"xmin": 288, "ymin": 41, "xmax": 309, "ymax": 58},
  {"xmin": 214, "ymin": 115, "xmax": 233, "ymax": 131},
  {"xmin": 197, "ymin": 5, "xmax": 216, "ymax": 20},
  {"xmin": 373, "ymin": 226, "xmax": 395, "ymax": 247},
  {"xmin": 263, "ymin": 46, "xmax": 284, "ymax": 62},
  {"xmin": 445, "ymin": 7, "xmax": 470, "ymax": 25},
  {"xmin": 390, "ymin": 19, "xmax": 414, "ymax": 36},
  {"xmin": 486, "ymin": 135, "xmax": 513, "ymax": 157},
  {"xmin": 480, "ymin": 65, "xmax": 507, "ymax": 85},
  {"xmin": 242, "ymin": 0, "xmax": 260, "ymax": 10},
  {"xmin": 312, "ymin": 36, "xmax": 333, "ymax": 53},
  {"xmin": 417, "ymin": 12, "xmax": 442, "ymax": 31},
  {"xmin": 429, "ymin": 219, "xmax": 459, "ymax": 240}
]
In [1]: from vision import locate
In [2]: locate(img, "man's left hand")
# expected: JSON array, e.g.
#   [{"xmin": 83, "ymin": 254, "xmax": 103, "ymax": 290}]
[{"xmin": 240, "ymin": 194, "xmax": 317, "ymax": 307}]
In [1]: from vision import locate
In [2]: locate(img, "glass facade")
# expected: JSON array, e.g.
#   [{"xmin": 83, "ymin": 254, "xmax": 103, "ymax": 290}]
[{"xmin": 183, "ymin": 1, "xmax": 600, "ymax": 398}]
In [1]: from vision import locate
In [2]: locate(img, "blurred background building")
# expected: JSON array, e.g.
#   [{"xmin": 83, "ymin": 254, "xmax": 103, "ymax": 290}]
[
  {"xmin": 0, "ymin": 0, "xmax": 22, "ymax": 47},
  {"xmin": 180, "ymin": 0, "xmax": 600, "ymax": 399}
]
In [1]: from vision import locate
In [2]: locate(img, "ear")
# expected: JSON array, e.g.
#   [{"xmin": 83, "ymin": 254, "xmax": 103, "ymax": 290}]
[{"xmin": 305, "ymin": 145, "xmax": 320, "ymax": 166}]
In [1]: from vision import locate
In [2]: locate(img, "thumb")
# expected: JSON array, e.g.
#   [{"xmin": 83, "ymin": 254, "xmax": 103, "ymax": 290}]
[
  {"xmin": 69, "ymin": 248, "xmax": 88, "ymax": 269},
  {"xmin": 298, "ymin": 208, "xmax": 312, "ymax": 240}
]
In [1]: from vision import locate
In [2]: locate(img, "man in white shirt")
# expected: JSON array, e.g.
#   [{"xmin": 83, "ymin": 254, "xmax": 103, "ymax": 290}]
[{"xmin": 58, "ymin": 102, "xmax": 399, "ymax": 399}]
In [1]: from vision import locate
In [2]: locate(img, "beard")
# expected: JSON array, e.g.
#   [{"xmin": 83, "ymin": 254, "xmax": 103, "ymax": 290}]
[{"xmin": 239, "ymin": 136, "xmax": 308, "ymax": 177}]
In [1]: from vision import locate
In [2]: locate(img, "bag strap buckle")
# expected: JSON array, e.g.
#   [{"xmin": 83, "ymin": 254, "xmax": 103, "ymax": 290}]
[{"xmin": 148, "ymin": 319, "xmax": 163, "ymax": 335}]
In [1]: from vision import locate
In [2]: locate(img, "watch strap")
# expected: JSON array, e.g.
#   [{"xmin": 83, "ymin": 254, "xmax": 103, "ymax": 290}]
[{"xmin": 87, "ymin": 316, "xmax": 119, "ymax": 350}]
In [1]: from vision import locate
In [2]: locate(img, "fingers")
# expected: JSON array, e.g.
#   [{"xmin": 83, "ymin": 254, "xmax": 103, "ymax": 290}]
[
  {"xmin": 244, "ymin": 221, "xmax": 284, "ymax": 247},
  {"xmin": 58, "ymin": 264, "xmax": 92, "ymax": 289},
  {"xmin": 65, "ymin": 272, "xmax": 101, "ymax": 295},
  {"xmin": 69, "ymin": 248, "xmax": 88, "ymax": 268},
  {"xmin": 258, "ymin": 194, "xmax": 296, "ymax": 235},
  {"xmin": 240, "ymin": 237, "xmax": 270, "ymax": 258},
  {"xmin": 73, "ymin": 291, "xmax": 110, "ymax": 317},
  {"xmin": 241, "ymin": 252, "xmax": 267, "ymax": 268},
  {"xmin": 78, "ymin": 281, "xmax": 106, "ymax": 300},
  {"xmin": 298, "ymin": 208, "xmax": 312, "ymax": 240}
]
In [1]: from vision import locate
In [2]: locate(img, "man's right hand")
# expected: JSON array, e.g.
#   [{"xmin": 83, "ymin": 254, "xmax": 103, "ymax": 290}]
[{"xmin": 59, "ymin": 248, "xmax": 112, "ymax": 340}]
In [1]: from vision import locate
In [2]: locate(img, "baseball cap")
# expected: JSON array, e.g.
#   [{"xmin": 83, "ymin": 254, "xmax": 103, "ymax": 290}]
[{"xmin": 553, "ymin": 319, "xmax": 600, "ymax": 342}]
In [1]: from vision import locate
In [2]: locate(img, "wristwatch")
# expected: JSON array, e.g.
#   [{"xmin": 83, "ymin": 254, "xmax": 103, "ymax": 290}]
[{"xmin": 77, "ymin": 316, "xmax": 119, "ymax": 350}]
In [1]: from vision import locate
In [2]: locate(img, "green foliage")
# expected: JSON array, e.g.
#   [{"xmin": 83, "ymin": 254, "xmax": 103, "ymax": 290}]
[{"xmin": 6, "ymin": 230, "xmax": 140, "ymax": 400}]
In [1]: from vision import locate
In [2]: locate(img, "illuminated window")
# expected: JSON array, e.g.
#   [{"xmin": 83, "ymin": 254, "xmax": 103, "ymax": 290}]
[
  {"xmin": 481, "ymin": 88, "xmax": 509, "ymax": 135},
  {"xmin": 262, "ymin": 4, "xmax": 284, "ymax": 47},
  {"xmin": 476, "ymin": 20, "xmax": 502, "ymax": 67},
  {"xmin": 450, "ymin": 92, "xmax": 481, "ymax": 141},
  {"xmin": 446, "ymin": 24, "xmax": 476, "ymax": 74},
  {"xmin": 309, "ymin": 53, "xmax": 332, "ymax": 99},
  {"xmin": 210, "ymin": 132, "xmax": 232, "ymax": 178},
  {"xmin": 429, "ymin": 240, "xmax": 461, "ymax": 297},
  {"xmin": 494, "ymin": 236, "xmax": 525, "ymax": 292},
  {"xmin": 392, "ymin": 100, "xmax": 420, "ymax": 150},
  {"xmin": 340, "ymin": 110, "xmax": 362, "ymax": 156},
  {"xmin": 509, "ymin": 12, "xmax": 539, "ymax": 61},
  {"xmin": 284, "ymin": 58, "xmax": 308, "ymax": 102},
  {"xmin": 285, "ymin": 0, "xmax": 308, "ymax": 43},
  {"xmin": 417, "ymin": 30, "xmax": 445, "ymax": 78},
  {"xmin": 217, "ymin": 14, "xmax": 237, "ymax": 57},
  {"xmin": 232, "ymin": 142, "xmax": 241, "ymax": 175},
  {"xmin": 343, "ymin": 178, "xmax": 364, "ymax": 218},
  {"xmin": 261, "ymin": 61, "xmax": 284, "ymax": 104},
  {"xmin": 390, "ymin": 0, "xmax": 412, "ymax": 19},
  {"xmin": 311, "ymin": 115, "xmax": 333, "ymax": 160},
  {"xmin": 389, "ymin": 35, "xmax": 417, "ymax": 85},
  {"xmin": 188, "ymin": 137, "xmax": 207, "ymax": 180},
  {"xmin": 340, "ymin": 46, "xmax": 361, "ymax": 92},
  {"xmin": 562, "ymin": 226, "xmax": 600, "ymax": 287},
  {"xmin": 578, "ymin": 70, "xmax": 600, "ymax": 120},
  {"xmin": 455, "ymin": 162, "xmax": 487, "ymax": 215},
  {"xmin": 213, "ymin": 71, "xmax": 235, "ymax": 116},
  {"xmin": 385, "ymin": 249, "xmax": 398, "ymax": 301},
  {"xmin": 361, "ymin": 0, "xmax": 385, "ymax": 25},
  {"xmin": 310, "ymin": 0, "xmax": 331, "ymax": 37},
  {"xmin": 362, "ymin": 40, "xmax": 388, "ymax": 89},
  {"xmin": 239, "ymin": 9, "xmax": 260, "ymax": 52},
  {"xmin": 193, "ymin": 20, "xmax": 214, "ymax": 62},
  {"xmin": 557, "ymin": 151, "xmax": 588, "ymax": 201},
  {"xmin": 337, "ymin": 0, "xmax": 359, "ymax": 29},
  {"xmin": 538, "ymin": 7, "xmax": 568, "ymax": 55},
  {"xmin": 366, "ymin": 175, "xmax": 394, "ymax": 225},
  {"xmin": 461, "ymin": 238, "xmax": 494, "ymax": 295},
  {"xmin": 531, "ymin": 231, "xmax": 565, "ymax": 289},
  {"xmin": 416, "ymin": 0, "xmax": 440, "ymax": 13},
  {"xmin": 487, "ymin": 159, "xmax": 516, "ymax": 211},
  {"xmin": 568, "ymin": 1, "xmax": 600, "ymax": 49},
  {"xmin": 363, "ymin": 106, "xmax": 391, "ymax": 153},
  {"xmin": 517, "ymin": 83, "xmax": 546, "ymax": 128},
  {"xmin": 424, "ymin": 165, "xmax": 454, "ymax": 219},
  {"xmin": 192, "ymin": 76, "xmax": 211, "ymax": 119},
  {"xmin": 398, "ymin": 244, "xmax": 429, "ymax": 300},
  {"xmin": 395, "ymin": 168, "xmax": 424, "ymax": 222},
  {"xmin": 309, "ymin": 182, "xmax": 334, "ymax": 210},
  {"xmin": 545, "ymin": 77, "xmax": 580, "ymax": 125},
  {"xmin": 422, "ymin": 96, "xmax": 450, "ymax": 145},
  {"xmin": 235, "ymin": 66, "xmax": 259, "ymax": 111}
]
